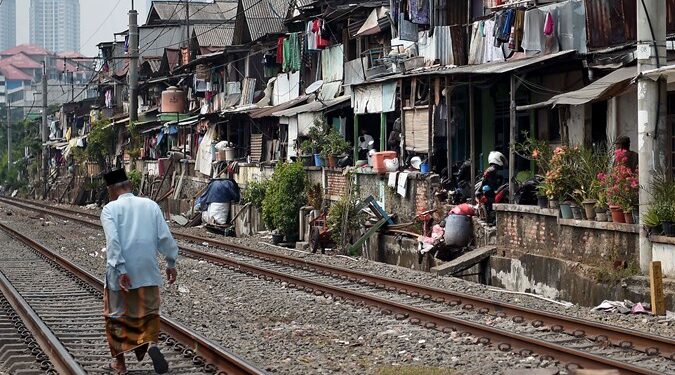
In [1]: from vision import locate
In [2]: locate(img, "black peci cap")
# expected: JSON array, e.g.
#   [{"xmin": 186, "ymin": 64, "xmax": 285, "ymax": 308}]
[{"xmin": 103, "ymin": 169, "xmax": 128, "ymax": 186}]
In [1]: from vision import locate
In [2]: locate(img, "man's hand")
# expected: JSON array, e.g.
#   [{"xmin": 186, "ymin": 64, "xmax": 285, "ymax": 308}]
[
  {"xmin": 118, "ymin": 273, "xmax": 131, "ymax": 292},
  {"xmin": 166, "ymin": 268, "xmax": 177, "ymax": 285}
]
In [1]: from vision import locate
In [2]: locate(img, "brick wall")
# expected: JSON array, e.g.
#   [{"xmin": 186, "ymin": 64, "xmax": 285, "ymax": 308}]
[
  {"xmin": 496, "ymin": 204, "xmax": 639, "ymax": 267},
  {"xmin": 415, "ymin": 183, "xmax": 429, "ymax": 213},
  {"xmin": 326, "ymin": 169, "xmax": 348, "ymax": 199}
]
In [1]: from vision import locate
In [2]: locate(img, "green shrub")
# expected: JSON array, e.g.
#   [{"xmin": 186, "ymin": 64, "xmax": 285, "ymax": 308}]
[
  {"xmin": 243, "ymin": 179, "xmax": 269, "ymax": 208},
  {"xmin": 262, "ymin": 162, "xmax": 307, "ymax": 236},
  {"xmin": 127, "ymin": 169, "xmax": 142, "ymax": 194},
  {"xmin": 86, "ymin": 120, "xmax": 116, "ymax": 164}
]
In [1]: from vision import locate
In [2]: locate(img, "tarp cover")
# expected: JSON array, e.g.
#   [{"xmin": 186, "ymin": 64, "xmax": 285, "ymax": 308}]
[{"xmin": 195, "ymin": 179, "xmax": 241, "ymax": 209}]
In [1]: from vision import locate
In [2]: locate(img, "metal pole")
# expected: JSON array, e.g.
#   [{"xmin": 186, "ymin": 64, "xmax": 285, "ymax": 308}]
[
  {"xmin": 509, "ymin": 74, "xmax": 517, "ymax": 202},
  {"xmin": 353, "ymin": 115, "xmax": 359, "ymax": 162},
  {"xmin": 185, "ymin": 0, "xmax": 190, "ymax": 62},
  {"xmin": 128, "ymin": 8, "xmax": 139, "ymax": 122},
  {"xmin": 445, "ymin": 78, "xmax": 452, "ymax": 180},
  {"xmin": 6, "ymin": 101, "xmax": 11, "ymax": 168},
  {"xmin": 637, "ymin": 0, "xmax": 667, "ymax": 272},
  {"xmin": 42, "ymin": 60, "xmax": 48, "ymax": 198}
]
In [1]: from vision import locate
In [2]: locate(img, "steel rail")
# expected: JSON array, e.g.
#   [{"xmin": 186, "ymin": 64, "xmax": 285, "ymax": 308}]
[
  {"xmin": 3, "ymin": 196, "xmax": 674, "ymax": 360},
  {"xmin": 0, "ymin": 220, "xmax": 266, "ymax": 375},
  {"xmin": 1, "ymin": 197, "xmax": 673, "ymax": 373},
  {"xmin": 0, "ymin": 271, "xmax": 88, "ymax": 375}
]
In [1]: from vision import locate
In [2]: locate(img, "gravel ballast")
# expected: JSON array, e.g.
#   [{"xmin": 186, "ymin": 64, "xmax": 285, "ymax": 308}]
[{"xmin": 0, "ymin": 203, "xmax": 563, "ymax": 374}]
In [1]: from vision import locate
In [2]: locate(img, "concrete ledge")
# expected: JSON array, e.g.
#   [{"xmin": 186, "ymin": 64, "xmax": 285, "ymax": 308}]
[
  {"xmin": 431, "ymin": 246, "xmax": 496, "ymax": 276},
  {"xmin": 558, "ymin": 219, "xmax": 639, "ymax": 233},
  {"xmin": 651, "ymin": 235, "xmax": 675, "ymax": 245},
  {"xmin": 495, "ymin": 203, "xmax": 558, "ymax": 217}
]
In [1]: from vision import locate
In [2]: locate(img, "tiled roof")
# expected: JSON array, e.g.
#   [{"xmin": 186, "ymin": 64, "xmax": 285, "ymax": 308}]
[
  {"xmin": 242, "ymin": 0, "xmax": 289, "ymax": 41},
  {"xmin": 0, "ymin": 53, "xmax": 42, "ymax": 69},
  {"xmin": 0, "ymin": 65, "xmax": 33, "ymax": 81},
  {"xmin": 193, "ymin": 25, "xmax": 235, "ymax": 48},
  {"xmin": 0, "ymin": 44, "xmax": 51, "ymax": 56}
]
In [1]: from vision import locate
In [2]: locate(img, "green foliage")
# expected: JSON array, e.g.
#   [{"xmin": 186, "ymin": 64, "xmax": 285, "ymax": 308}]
[
  {"xmin": 85, "ymin": 120, "xmax": 116, "ymax": 165},
  {"xmin": 299, "ymin": 139, "xmax": 314, "ymax": 155},
  {"xmin": 243, "ymin": 179, "xmax": 269, "ymax": 208},
  {"xmin": 571, "ymin": 144, "xmax": 611, "ymax": 204},
  {"xmin": 321, "ymin": 128, "xmax": 351, "ymax": 158},
  {"xmin": 305, "ymin": 182, "xmax": 323, "ymax": 209},
  {"xmin": 326, "ymin": 173, "xmax": 361, "ymax": 252},
  {"xmin": 643, "ymin": 171, "xmax": 675, "ymax": 227},
  {"xmin": 513, "ymin": 132, "xmax": 554, "ymax": 174},
  {"xmin": 262, "ymin": 162, "xmax": 307, "ymax": 235},
  {"xmin": 127, "ymin": 169, "xmax": 142, "ymax": 194}
]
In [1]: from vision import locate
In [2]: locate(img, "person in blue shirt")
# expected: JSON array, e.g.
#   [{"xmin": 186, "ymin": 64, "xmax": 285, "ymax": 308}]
[{"xmin": 100, "ymin": 169, "xmax": 178, "ymax": 374}]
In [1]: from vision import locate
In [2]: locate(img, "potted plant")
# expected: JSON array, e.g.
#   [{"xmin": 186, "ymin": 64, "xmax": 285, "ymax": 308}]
[
  {"xmin": 595, "ymin": 190, "xmax": 609, "ymax": 222},
  {"xmin": 262, "ymin": 162, "xmax": 307, "ymax": 242},
  {"xmin": 325, "ymin": 129, "xmax": 350, "ymax": 168},
  {"xmin": 299, "ymin": 140, "xmax": 315, "ymax": 167},
  {"xmin": 598, "ymin": 149, "xmax": 639, "ymax": 224},
  {"xmin": 644, "ymin": 172, "xmax": 675, "ymax": 236},
  {"xmin": 306, "ymin": 124, "xmax": 325, "ymax": 167},
  {"xmin": 514, "ymin": 133, "xmax": 553, "ymax": 208}
]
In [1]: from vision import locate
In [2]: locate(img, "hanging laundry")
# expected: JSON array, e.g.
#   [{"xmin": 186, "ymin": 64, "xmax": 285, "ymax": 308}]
[
  {"xmin": 543, "ymin": 12, "xmax": 554, "ymax": 35},
  {"xmin": 276, "ymin": 37, "xmax": 284, "ymax": 64},
  {"xmin": 521, "ymin": 8, "xmax": 545, "ymax": 54},
  {"xmin": 542, "ymin": 11, "xmax": 559, "ymax": 55},
  {"xmin": 307, "ymin": 21, "xmax": 318, "ymax": 51},
  {"xmin": 467, "ymin": 21, "xmax": 485, "ymax": 64},
  {"xmin": 282, "ymin": 33, "xmax": 301, "ymax": 72},
  {"xmin": 316, "ymin": 19, "xmax": 330, "ymax": 48},
  {"xmin": 409, "ymin": 0, "xmax": 429, "ymax": 25}
]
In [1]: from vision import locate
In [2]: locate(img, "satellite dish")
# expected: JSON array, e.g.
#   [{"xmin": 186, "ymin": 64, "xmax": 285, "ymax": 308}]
[{"xmin": 305, "ymin": 80, "xmax": 324, "ymax": 95}]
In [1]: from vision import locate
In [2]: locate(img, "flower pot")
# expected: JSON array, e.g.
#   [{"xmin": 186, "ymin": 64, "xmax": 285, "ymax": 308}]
[
  {"xmin": 559, "ymin": 202, "xmax": 573, "ymax": 219},
  {"xmin": 548, "ymin": 199, "xmax": 559, "ymax": 209},
  {"xmin": 624, "ymin": 211, "xmax": 634, "ymax": 224},
  {"xmin": 596, "ymin": 211, "xmax": 608, "ymax": 222},
  {"xmin": 537, "ymin": 195, "xmax": 548, "ymax": 209},
  {"xmin": 272, "ymin": 233, "xmax": 284, "ymax": 244},
  {"xmin": 300, "ymin": 155, "xmax": 314, "ymax": 167},
  {"xmin": 314, "ymin": 154, "xmax": 323, "ymax": 167},
  {"xmin": 327, "ymin": 154, "xmax": 337, "ymax": 168},
  {"xmin": 609, "ymin": 206, "xmax": 625, "ymax": 223},
  {"xmin": 662, "ymin": 221, "xmax": 675, "ymax": 236},
  {"xmin": 582, "ymin": 200, "xmax": 597, "ymax": 220},
  {"xmin": 571, "ymin": 205, "xmax": 583, "ymax": 220}
]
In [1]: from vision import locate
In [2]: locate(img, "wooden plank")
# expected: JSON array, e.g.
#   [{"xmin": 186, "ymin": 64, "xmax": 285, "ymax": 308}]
[
  {"xmin": 431, "ymin": 246, "xmax": 497, "ymax": 276},
  {"xmin": 650, "ymin": 261, "xmax": 666, "ymax": 316},
  {"xmin": 349, "ymin": 218, "xmax": 387, "ymax": 255},
  {"xmin": 173, "ymin": 167, "xmax": 186, "ymax": 200}
]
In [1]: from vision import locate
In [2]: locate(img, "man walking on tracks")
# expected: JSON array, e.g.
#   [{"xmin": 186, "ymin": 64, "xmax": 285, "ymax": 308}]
[{"xmin": 100, "ymin": 169, "xmax": 178, "ymax": 374}]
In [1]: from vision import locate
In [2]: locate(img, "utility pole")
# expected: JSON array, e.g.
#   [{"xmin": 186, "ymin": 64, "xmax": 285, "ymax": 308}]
[
  {"xmin": 6, "ymin": 101, "xmax": 11, "ymax": 168},
  {"xmin": 185, "ymin": 0, "xmax": 190, "ymax": 62},
  {"xmin": 128, "ymin": 1, "xmax": 139, "ymax": 122},
  {"xmin": 42, "ymin": 60, "xmax": 48, "ymax": 198},
  {"xmin": 637, "ymin": 1, "xmax": 668, "ymax": 273}
]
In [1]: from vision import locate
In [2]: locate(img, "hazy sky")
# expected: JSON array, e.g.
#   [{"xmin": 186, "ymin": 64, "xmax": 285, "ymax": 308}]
[{"xmin": 16, "ymin": 0, "xmax": 153, "ymax": 56}]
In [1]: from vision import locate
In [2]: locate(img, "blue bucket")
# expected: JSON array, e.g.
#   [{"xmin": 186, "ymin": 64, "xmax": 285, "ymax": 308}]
[
  {"xmin": 314, "ymin": 154, "xmax": 323, "ymax": 167},
  {"xmin": 420, "ymin": 163, "xmax": 429, "ymax": 173}
]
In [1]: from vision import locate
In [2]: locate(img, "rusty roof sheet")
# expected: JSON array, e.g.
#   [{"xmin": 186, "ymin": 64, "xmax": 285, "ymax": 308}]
[
  {"xmin": 585, "ymin": 0, "xmax": 636, "ymax": 50},
  {"xmin": 241, "ymin": 0, "xmax": 289, "ymax": 41},
  {"xmin": 193, "ymin": 25, "xmax": 235, "ymax": 48}
]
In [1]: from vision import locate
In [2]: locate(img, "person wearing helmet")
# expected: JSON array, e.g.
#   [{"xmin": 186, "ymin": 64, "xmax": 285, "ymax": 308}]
[{"xmin": 480, "ymin": 151, "xmax": 507, "ymax": 217}]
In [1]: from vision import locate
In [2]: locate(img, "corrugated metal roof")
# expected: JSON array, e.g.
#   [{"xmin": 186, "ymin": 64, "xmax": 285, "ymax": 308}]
[
  {"xmin": 193, "ymin": 25, "xmax": 235, "ymax": 48},
  {"xmin": 139, "ymin": 25, "xmax": 184, "ymax": 58},
  {"xmin": 517, "ymin": 66, "xmax": 636, "ymax": 110},
  {"xmin": 273, "ymin": 95, "xmax": 350, "ymax": 117},
  {"xmin": 585, "ymin": 0, "xmax": 636, "ymax": 50},
  {"xmin": 242, "ymin": 0, "xmax": 289, "ymax": 42},
  {"xmin": 249, "ymin": 95, "xmax": 309, "ymax": 118},
  {"xmin": 148, "ymin": 1, "xmax": 230, "ymax": 23},
  {"xmin": 216, "ymin": 0, "xmax": 238, "ymax": 20}
]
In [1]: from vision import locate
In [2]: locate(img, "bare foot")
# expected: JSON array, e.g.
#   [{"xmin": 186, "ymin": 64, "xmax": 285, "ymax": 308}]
[{"xmin": 109, "ymin": 358, "xmax": 126, "ymax": 374}]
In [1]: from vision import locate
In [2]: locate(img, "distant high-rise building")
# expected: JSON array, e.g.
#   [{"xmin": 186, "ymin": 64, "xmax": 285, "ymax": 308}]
[
  {"xmin": 29, "ymin": 0, "xmax": 81, "ymax": 53},
  {"xmin": 0, "ymin": 0, "xmax": 17, "ymax": 52}
]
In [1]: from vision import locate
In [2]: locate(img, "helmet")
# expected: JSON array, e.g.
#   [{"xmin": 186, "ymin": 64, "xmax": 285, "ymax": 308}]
[{"xmin": 488, "ymin": 151, "xmax": 507, "ymax": 167}]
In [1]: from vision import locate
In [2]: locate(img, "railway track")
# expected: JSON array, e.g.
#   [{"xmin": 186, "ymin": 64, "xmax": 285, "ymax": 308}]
[
  {"xmin": 0, "ymin": 219, "xmax": 265, "ymax": 375},
  {"xmin": 2, "ymin": 196, "xmax": 675, "ymax": 374}
]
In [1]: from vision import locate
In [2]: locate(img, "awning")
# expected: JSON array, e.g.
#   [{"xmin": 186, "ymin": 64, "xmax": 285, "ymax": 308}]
[
  {"xmin": 355, "ymin": 7, "xmax": 387, "ymax": 37},
  {"xmin": 437, "ymin": 50, "xmax": 576, "ymax": 75},
  {"xmin": 637, "ymin": 63, "xmax": 675, "ymax": 84},
  {"xmin": 248, "ymin": 95, "xmax": 309, "ymax": 118},
  {"xmin": 273, "ymin": 95, "xmax": 350, "ymax": 117},
  {"xmin": 517, "ymin": 66, "xmax": 636, "ymax": 111}
]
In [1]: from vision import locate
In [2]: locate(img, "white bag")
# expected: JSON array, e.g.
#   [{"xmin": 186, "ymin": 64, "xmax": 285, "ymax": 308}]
[{"xmin": 207, "ymin": 202, "xmax": 231, "ymax": 225}]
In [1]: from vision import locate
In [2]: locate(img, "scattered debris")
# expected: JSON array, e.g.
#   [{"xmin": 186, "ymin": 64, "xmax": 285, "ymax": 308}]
[{"xmin": 592, "ymin": 300, "xmax": 652, "ymax": 314}]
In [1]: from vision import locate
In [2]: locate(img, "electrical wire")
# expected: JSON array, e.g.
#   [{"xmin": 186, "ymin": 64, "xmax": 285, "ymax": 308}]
[{"xmin": 79, "ymin": 0, "xmax": 125, "ymax": 51}]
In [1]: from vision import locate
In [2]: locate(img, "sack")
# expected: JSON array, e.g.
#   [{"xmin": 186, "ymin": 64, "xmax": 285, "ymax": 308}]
[{"xmin": 207, "ymin": 202, "xmax": 231, "ymax": 225}]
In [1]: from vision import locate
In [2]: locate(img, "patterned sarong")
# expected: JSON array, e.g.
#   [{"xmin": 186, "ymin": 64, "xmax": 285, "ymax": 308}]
[{"xmin": 104, "ymin": 286, "xmax": 161, "ymax": 359}]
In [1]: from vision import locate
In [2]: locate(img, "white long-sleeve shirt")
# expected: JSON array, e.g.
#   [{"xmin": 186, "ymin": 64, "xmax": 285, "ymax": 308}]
[{"xmin": 101, "ymin": 193, "xmax": 178, "ymax": 291}]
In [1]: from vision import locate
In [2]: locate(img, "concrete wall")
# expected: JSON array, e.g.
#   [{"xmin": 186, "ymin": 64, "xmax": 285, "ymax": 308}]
[
  {"xmin": 490, "ymin": 254, "xmax": 675, "ymax": 310},
  {"xmin": 652, "ymin": 236, "xmax": 675, "ymax": 278},
  {"xmin": 615, "ymin": 87, "xmax": 638, "ymax": 145},
  {"xmin": 496, "ymin": 204, "xmax": 639, "ymax": 268},
  {"xmin": 567, "ymin": 104, "xmax": 587, "ymax": 145}
]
